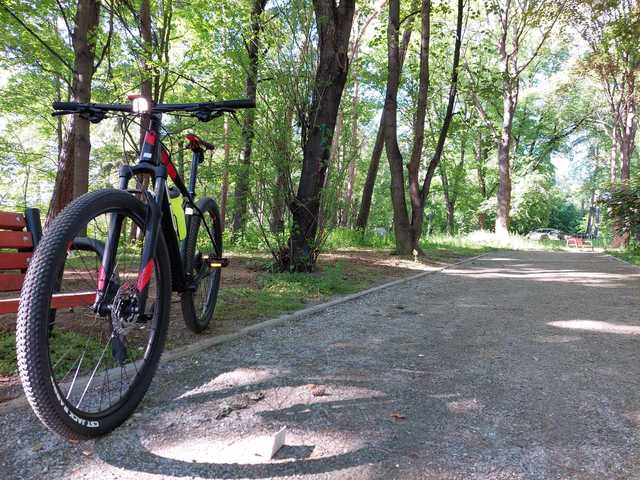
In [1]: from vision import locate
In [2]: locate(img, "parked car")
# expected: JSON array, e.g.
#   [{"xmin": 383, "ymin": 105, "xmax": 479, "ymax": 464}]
[{"xmin": 527, "ymin": 228, "xmax": 566, "ymax": 241}]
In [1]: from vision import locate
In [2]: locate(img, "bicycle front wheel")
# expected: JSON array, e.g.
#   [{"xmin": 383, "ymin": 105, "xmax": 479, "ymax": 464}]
[{"xmin": 16, "ymin": 189, "xmax": 171, "ymax": 440}]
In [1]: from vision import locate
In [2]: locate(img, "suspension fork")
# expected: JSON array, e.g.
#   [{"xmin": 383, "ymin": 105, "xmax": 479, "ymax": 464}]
[{"xmin": 95, "ymin": 113, "xmax": 165, "ymax": 315}]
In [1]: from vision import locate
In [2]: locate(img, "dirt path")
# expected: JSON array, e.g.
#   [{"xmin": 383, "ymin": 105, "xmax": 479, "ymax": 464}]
[{"xmin": 3, "ymin": 250, "xmax": 640, "ymax": 479}]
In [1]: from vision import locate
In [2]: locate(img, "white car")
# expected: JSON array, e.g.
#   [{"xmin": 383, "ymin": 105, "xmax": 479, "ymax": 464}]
[{"xmin": 527, "ymin": 228, "xmax": 566, "ymax": 241}]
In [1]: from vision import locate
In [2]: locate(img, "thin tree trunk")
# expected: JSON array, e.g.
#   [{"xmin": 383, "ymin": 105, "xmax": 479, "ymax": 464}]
[
  {"xmin": 71, "ymin": 0, "xmax": 100, "ymax": 200},
  {"xmin": 440, "ymin": 164, "xmax": 455, "ymax": 235},
  {"xmin": 47, "ymin": 0, "xmax": 100, "ymax": 224},
  {"xmin": 406, "ymin": 0, "xmax": 431, "ymax": 246},
  {"xmin": 283, "ymin": 0, "xmax": 356, "ymax": 271},
  {"xmin": 620, "ymin": 84, "xmax": 636, "ymax": 182},
  {"xmin": 419, "ymin": 0, "xmax": 463, "ymax": 203},
  {"xmin": 383, "ymin": 0, "xmax": 413, "ymax": 254},
  {"xmin": 355, "ymin": 0, "xmax": 418, "ymax": 231},
  {"xmin": 220, "ymin": 117, "xmax": 231, "ymax": 231},
  {"xmin": 342, "ymin": 78, "xmax": 359, "ymax": 227},
  {"xmin": 475, "ymin": 133, "xmax": 488, "ymax": 230},
  {"xmin": 495, "ymin": 80, "xmax": 517, "ymax": 237},
  {"xmin": 610, "ymin": 124, "xmax": 618, "ymax": 184},
  {"xmin": 232, "ymin": 0, "xmax": 267, "ymax": 234}
]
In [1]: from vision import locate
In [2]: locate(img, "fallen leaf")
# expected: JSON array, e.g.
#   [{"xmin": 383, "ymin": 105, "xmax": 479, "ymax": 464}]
[{"xmin": 309, "ymin": 385, "xmax": 327, "ymax": 396}]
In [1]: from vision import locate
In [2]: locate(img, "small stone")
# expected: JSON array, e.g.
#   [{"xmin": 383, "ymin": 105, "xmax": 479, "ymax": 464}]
[{"xmin": 249, "ymin": 391, "xmax": 265, "ymax": 402}]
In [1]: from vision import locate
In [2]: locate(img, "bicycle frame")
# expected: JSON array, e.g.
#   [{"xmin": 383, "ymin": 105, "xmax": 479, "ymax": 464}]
[{"xmin": 95, "ymin": 113, "xmax": 207, "ymax": 314}]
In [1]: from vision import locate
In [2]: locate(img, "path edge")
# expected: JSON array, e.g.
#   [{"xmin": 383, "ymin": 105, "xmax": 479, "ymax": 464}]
[{"xmin": 0, "ymin": 251, "xmax": 488, "ymax": 414}]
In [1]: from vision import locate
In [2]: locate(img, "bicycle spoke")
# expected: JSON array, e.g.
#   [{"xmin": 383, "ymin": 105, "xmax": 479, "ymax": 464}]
[{"xmin": 76, "ymin": 335, "xmax": 112, "ymax": 409}]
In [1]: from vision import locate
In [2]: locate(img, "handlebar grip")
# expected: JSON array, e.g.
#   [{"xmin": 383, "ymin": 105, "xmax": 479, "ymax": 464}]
[
  {"xmin": 206, "ymin": 99, "xmax": 255, "ymax": 110},
  {"xmin": 52, "ymin": 101, "xmax": 83, "ymax": 111}
]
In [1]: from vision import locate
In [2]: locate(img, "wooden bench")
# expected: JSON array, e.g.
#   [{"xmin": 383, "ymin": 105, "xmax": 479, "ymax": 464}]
[
  {"xmin": 566, "ymin": 235, "xmax": 593, "ymax": 251},
  {"xmin": 0, "ymin": 209, "xmax": 96, "ymax": 315}
]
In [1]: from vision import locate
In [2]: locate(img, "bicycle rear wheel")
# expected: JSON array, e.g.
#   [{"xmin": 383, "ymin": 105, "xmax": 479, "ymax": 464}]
[
  {"xmin": 16, "ymin": 189, "xmax": 171, "ymax": 440},
  {"xmin": 181, "ymin": 197, "xmax": 222, "ymax": 333}
]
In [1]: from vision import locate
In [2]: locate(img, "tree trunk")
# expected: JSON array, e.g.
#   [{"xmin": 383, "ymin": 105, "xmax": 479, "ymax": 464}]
[
  {"xmin": 418, "ymin": 0, "xmax": 463, "ymax": 204},
  {"xmin": 71, "ymin": 0, "xmax": 100, "ymax": 200},
  {"xmin": 475, "ymin": 133, "xmax": 489, "ymax": 229},
  {"xmin": 609, "ymin": 124, "xmax": 618, "ymax": 184},
  {"xmin": 440, "ymin": 164, "xmax": 455, "ymax": 235},
  {"xmin": 282, "ymin": 0, "xmax": 356, "ymax": 272},
  {"xmin": 495, "ymin": 80, "xmax": 517, "ymax": 237},
  {"xmin": 619, "ymin": 81, "xmax": 636, "ymax": 182},
  {"xmin": 232, "ymin": 0, "xmax": 267, "ymax": 234},
  {"xmin": 383, "ymin": 0, "xmax": 413, "ymax": 254},
  {"xmin": 342, "ymin": 78, "xmax": 359, "ymax": 227},
  {"xmin": 220, "ymin": 117, "xmax": 231, "ymax": 231},
  {"xmin": 47, "ymin": 0, "xmax": 100, "ymax": 223},
  {"xmin": 384, "ymin": 0, "xmax": 463, "ymax": 254},
  {"xmin": 355, "ymin": 0, "xmax": 418, "ymax": 231},
  {"xmin": 406, "ymin": 0, "xmax": 431, "ymax": 247},
  {"xmin": 137, "ymin": 0, "xmax": 153, "ymax": 144}
]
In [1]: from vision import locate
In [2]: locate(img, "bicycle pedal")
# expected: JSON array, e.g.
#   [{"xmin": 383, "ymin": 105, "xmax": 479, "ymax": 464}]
[{"xmin": 202, "ymin": 255, "xmax": 229, "ymax": 268}]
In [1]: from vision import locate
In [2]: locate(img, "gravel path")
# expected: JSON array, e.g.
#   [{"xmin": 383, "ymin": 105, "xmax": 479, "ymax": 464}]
[{"xmin": 3, "ymin": 250, "xmax": 640, "ymax": 479}]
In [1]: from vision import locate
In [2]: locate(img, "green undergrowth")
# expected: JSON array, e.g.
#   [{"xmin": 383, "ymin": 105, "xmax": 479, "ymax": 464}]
[
  {"xmin": 215, "ymin": 261, "xmax": 360, "ymax": 320},
  {"xmin": 0, "ymin": 329, "xmax": 106, "ymax": 377},
  {"xmin": 606, "ymin": 245, "xmax": 640, "ymax": 265},
  {"xmin": 0, "ymin": 331, "xmax": 16, "ymax": 376}
]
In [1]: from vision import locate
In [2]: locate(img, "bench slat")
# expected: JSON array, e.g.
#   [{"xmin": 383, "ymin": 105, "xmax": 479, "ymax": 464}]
[
  {"xmin": 0, "ymin": 252, "xmax": 32, "ymax": 270},
  {"xmin": 0, "ymin": 273, "xmax": 24, "ymax": 292},
  {"xmin": 0, "ymin": 231, "xmax": 32, "ymax": 249},
  {"xmin": 0, "ymin": 291, "xmax": 96, "ymax": 315},
  {"xmin": 0, "ymin": 212, "xmax": 26, "ymax": 231}
]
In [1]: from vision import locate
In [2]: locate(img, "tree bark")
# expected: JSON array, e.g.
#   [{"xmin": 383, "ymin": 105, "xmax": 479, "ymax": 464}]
[
  {"xmin": 139, "ymin": 0, "xmax": 153, "ymax": 140},
  {"xmin": 440, "ymin": 164, "xmax": 455, "ymax": 235},
  {"xmin": 383, "ymin": 0, "xmax": 413, "ymax": 254},
  {"xmin": 342, "ymin": 78, "xmax": 359, "ymax": 227},
  {"xmin": 355, "ymin": 0, "xmax": 418, "ymax": 231},
  {"xmin": 47, "ymin": 0, "xmax": 100, "ymax": 224},
  {"xmin": 232, "ymin": 0, "xmax": 268, "ymax": 234},
  {"xmin": 475, "ymin": 132, "xmax": 489, "ymax": 229},
  {"xmin": 384, "ymin": 0, "xmax": 463, "ymax": 254},
  {"xmin": 495, "ymin": 80, "xmax": 517, "ymax": 237},
  {"xmin": 282, "ymin": 0, "xmax": 356, "ymax": 271},
  {"xmin": 220, "ymin": 117, "xmax": 231, "ymax": 231},
  {"xmin": 609, "ymin": 124, "xmax": 618, "ymax": 184}
]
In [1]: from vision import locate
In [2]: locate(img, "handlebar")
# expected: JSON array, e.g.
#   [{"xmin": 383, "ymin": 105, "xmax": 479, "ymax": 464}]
[{"xmin": 52, "ymin": 99, "xmax": 255, "ymax": 117}]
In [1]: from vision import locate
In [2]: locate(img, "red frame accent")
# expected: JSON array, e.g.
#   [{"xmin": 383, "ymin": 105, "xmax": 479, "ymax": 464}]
[
  {"xmin": 97, "ymin": 265, "xmax": 106, "ymax": 290},
  {"xmin": 145, "ymin": 131, "xmax": 157, "ymax": 146},
  {"xmin": 161, "ymin": 148, "xmax": 177, "ymax": 180},
  {"xmin": 137, "ymin": 259, "xmax": 155, "ymax": 291}
]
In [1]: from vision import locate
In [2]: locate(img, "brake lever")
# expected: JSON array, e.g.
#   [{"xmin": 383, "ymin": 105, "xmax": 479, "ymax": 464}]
[
  {"xmin": 51, "ymin": 110, "xmax": 75, "ymax": 117},
  {"xmin": 79, "ymin": 110, "xmax": 108, "ymax": 124},
  {"xmin": 194, "ymin": 108, "xmax": 236, "ymax": 123}
]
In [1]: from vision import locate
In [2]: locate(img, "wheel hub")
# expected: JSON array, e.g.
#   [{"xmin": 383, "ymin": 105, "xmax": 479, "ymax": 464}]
[{"xmin": 111, "ymin": 283, "xmax": 139, "ymax": 335}]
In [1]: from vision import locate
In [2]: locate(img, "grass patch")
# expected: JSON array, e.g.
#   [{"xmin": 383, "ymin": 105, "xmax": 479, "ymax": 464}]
[
  {"xmin": 1, "ymin": 328, "xmax": 126, "ymax": 379},
  {"xmin": 453, "ymin": 231, "xmax": 565, "ymax": 251},
  {"xmin": 216, "ymin": 261, "xmax": 359, "ymax": 321},
  {"xmin": 606, "ymin": 248, "xmax": 640, "ymax": 265},
  {"xmin": 0, "ymin": 331, "xmax": 17, "ymax": 376}
]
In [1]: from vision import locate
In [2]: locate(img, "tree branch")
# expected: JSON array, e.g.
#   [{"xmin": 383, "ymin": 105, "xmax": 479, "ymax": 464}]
[{"xmin": 0, "ymin": 1, "xmax": 73, "ymax": 72}]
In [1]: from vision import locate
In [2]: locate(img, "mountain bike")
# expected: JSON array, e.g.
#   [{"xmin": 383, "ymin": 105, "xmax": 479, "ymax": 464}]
[{"xmin": 16, "ymin": 97, "xmax": 254, "ymax": 440}]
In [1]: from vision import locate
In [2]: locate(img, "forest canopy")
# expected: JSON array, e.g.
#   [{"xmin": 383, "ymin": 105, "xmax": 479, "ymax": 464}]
[{"xmin": 0, "ymin": 0, "xmax": 637, "ymax": 269}]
